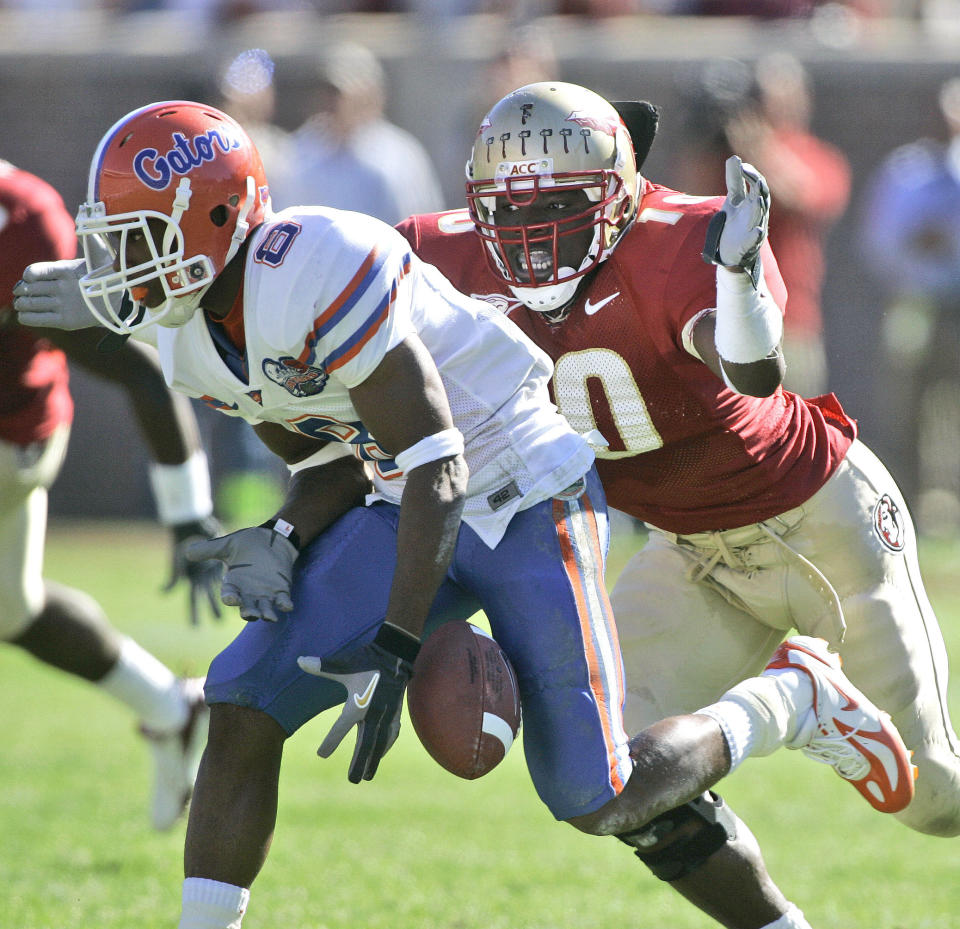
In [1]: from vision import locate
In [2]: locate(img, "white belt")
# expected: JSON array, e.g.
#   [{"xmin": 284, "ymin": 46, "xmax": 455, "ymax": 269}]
[{"xmin": 648, "ymin": 506, "xmax": 846, "ymax": 643}]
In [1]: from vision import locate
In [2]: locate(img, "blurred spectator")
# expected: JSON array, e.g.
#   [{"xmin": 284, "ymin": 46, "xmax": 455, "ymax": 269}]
[
  {"xmin": 454, "ymin": 21, "xmax": 559, "ymax": 181},
  {"xmin": 858, "ymin": 76, "xmax": 960, "ymax": 535},
  {"xmin": 665, "ymin": 0, "xmax": 892, "ymax": 14},
  {"xmin": 555, "ymin": 0, "xmax": 640, "ymax": 13},
  {"xmin": 271, "ymin": 41, "xmax": 444, "ymax": 222},
  {"xmin": 214, "ymin": 48, "xmax": 292, "ymax": 181},
  {"xmin": 478, "ymin": 21, "xmax": 559, "ymax": 104},
  {"xmin": 114, "ymin": 0, "xmax": 308, "ymax": 19},
  {"xmin": 673, "ymin": 55, "xmax": 851, "ymax": 398}
]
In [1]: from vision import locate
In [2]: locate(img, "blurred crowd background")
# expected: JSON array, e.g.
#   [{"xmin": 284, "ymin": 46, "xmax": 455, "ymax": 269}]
[
  {"xmin": 0, "ymin": 1, "xmax": 958, "ymax": 19},
  {"xmin": 3, "ymin": 4, "xmax": 959, "ymax": 536}
]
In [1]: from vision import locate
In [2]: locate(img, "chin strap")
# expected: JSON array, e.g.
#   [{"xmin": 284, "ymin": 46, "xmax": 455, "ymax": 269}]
[
  {"xmin": 96, "ymin": 292, "xmax": 139, "ymax": 351},
  {"xmin": 225, "ymin": 175, "xmax": 259, "ymax": 266}
]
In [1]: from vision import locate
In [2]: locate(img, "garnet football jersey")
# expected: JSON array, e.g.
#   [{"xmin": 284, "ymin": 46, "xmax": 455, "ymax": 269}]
[
  {"xmin": 0, "ymin": 163, "xmax": 74, "ymax": 446},
  {"xmin": 396, "ymin": 182, "xmax": 856, "ymax": 533}
]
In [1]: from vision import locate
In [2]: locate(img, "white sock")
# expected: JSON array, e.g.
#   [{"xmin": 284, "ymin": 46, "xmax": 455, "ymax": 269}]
[
  {"xmin": 762, "ymin": 902, "xmax": 813, "ymax": 928},
  {"xmin": 98, "ymin": 637, "xmax": 188, "ymax": 732},
  {"xmin": 696, "ymin": 698, "xmax": 757, "ymax": 771},
  {"xmin": 697, "ymin": 669, "xmax": 815, "ymax": 765},
  {"xmin": 765, "ymin": 665, "xmax": 817, "ymax": 747},
  {"xmin": 178, "ymin": 878, "xmax": 250, "ymax": 929}
]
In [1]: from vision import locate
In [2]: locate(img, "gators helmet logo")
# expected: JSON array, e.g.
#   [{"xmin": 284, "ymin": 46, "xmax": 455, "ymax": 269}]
[{"xmin": 262, "ymin": 356, "xmax": 328, "ymax": 397}]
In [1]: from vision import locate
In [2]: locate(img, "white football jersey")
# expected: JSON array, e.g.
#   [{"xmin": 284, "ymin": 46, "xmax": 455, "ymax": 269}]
[{"xmin": 149, "ymin": 206, "xmax": 593, "ymax": 546}]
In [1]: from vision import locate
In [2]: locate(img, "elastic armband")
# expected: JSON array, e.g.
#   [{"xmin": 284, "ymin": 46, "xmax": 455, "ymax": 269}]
[
  {"xmin": 394, "ymin": 428, "xmax": 465, "ymax": 474},
  {"xmin": 259, "ymin": 517, "xmax": 302, "ymax": 551},
  {"xmin": 287, "ymin": 441, "xmax": 355, "ymax": 474},
  {"xmin": 713, "ymin": 266, "xmax": 783, "ymax": 365},
  {"xmin": 148, "ymin": 449, "xmax": 214, "ymax": 525},
  {"xmin": 373, "ymin": 621, "xmax": 421, "ymax": 662}
]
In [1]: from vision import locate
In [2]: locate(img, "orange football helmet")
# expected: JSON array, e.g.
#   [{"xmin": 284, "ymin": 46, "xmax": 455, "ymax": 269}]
[{"xmin": 76, "ymin": 100, "xmax": 270, "ymax": 332}]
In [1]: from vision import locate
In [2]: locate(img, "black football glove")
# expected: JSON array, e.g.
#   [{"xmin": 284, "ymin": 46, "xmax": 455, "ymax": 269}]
[
  {"xmin": 298, "ymin": 622, "xmax": 421, "ymax": 784},
  {"xmin": 163, "ymin": 515, "xmax": 224, "ymax": 625}
]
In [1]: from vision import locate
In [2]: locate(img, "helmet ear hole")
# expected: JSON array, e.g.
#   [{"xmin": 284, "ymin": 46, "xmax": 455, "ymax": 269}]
[{"xmin": 210, "ymin": 204, "xmax": 229, "ymax": 227}]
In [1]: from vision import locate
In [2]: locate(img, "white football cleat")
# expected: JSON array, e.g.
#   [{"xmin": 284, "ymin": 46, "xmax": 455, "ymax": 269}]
[
  {"xmin": 764, "ymin": 636, "xmax": 916, "ymax": 813},
  {"xmin": 140, "ymin": 677, "xmax": 209, "ymax": 830}
]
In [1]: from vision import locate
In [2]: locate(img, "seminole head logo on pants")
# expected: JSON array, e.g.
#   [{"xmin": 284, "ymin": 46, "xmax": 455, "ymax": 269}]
[{"xmin": 874, "ymin": 493, "xmax": 906, "ymax": 552}]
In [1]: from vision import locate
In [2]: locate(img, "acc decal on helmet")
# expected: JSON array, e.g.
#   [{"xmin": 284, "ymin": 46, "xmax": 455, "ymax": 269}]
[
  {"xmin": 465, "ymin": 81, "xmax": 640, "ymax": 313},
  {"xmin": 76, "ymin": 100, "xmax": 271, "ymax": 333}
]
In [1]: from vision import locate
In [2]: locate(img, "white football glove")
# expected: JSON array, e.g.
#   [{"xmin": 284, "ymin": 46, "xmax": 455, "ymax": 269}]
[
  {"xmin": 702, "ymin": 155, "xmax": 770, "ymax": 288},
  {"xmin": 185, "ymin": 526, "xmax": 298, "ymax": 623},
  {"xmin": 14, "ymin": 258, "xmax": 100, "ymax": 331}
]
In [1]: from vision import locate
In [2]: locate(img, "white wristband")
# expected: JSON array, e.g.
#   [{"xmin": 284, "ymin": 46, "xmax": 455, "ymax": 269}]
[
  {"xmin": 713, "ymin": 265, "xmax": 783, "ymax": 364},
  {"xmin": 394, "ymin": 428, "xmax": 465, "ymax": 474},
  {"xmin": 148, "ymin": 449, "xmax": 214, "ymax": 525}
]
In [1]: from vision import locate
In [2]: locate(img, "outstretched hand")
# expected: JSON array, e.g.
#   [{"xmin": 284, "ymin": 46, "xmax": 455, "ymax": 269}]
[
  {"xmin": 702, "ymin": 155, "xmax": 771, "ymax": 288},
  {"xmin": 14, "ymin": 259, "xmax": 100, "ymax": 331}
]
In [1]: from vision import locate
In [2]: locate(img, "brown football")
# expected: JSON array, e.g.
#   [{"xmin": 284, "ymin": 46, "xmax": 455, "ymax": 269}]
[{"xmin": 407, "ymin": 621, "xmax": 521, "ymax": 779}]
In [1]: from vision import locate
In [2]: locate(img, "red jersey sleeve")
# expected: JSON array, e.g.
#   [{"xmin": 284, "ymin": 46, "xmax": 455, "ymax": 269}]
[{"xmin": 0, "ymin": 165, "xmax": 76, "ymax": 446}]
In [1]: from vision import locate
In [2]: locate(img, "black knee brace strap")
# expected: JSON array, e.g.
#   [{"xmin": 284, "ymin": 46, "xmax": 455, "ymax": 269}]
[{"xmin": 616, "ymin": 791, "xmax": 738, "ymax": 882}]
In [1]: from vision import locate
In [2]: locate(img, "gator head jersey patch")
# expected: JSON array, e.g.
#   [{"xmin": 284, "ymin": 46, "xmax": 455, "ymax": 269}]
[
  {"xmin": 873, "ymin": 493, "xmax": 906, "ymax": 552},
  {"xmin": 262, "ymin": 356, "xmax": 328, "ymax": 397}
]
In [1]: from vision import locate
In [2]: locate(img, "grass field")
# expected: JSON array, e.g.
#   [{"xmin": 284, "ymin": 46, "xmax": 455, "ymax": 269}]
[{"xmin": 2, "ymin": 520, "xmax": 958, "ymax": 929}]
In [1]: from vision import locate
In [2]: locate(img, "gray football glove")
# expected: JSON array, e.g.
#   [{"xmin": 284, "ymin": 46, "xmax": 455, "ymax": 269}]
[
  {"xmin": 14, "ymin": 258, "xmax": 102, "ymax": 331},
  {"xmin": 298, "ymin": 623, "xmax": 420, "ymax": 784},
  {"xmin": 702, "ymin": 155, "xmax": 770, "ymax": 288},
  {"xmin": 185, "ymin": 526, "xmax": 297, "ymax": 622},
  {"xmin": 164, "ymin": 516, "xmax": 225, "ymax": 626}
]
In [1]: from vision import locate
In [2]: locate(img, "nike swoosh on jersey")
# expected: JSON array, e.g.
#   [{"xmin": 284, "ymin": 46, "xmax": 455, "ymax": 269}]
[
  {"xmin": 353, "ymin": 672, "xmax": 380, "ymax": 709},
  {"xmin": 584, "ymin": 292, "xmax": 620, "ymax": 315}
]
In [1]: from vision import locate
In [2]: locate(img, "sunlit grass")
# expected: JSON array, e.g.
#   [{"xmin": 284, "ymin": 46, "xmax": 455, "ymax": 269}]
[{"xmin": 0, "ymin": 521, "xmax": 956, "ymax": 928}]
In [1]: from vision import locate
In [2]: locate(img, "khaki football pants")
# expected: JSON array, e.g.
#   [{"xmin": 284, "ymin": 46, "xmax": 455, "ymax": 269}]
[
  {"xmin": 613, "ymin": 439, "xmax": 960, "ymax": 836},
  {"xmin": 0, "ymin": 425, "xmax": 70, "ymax": 638}
]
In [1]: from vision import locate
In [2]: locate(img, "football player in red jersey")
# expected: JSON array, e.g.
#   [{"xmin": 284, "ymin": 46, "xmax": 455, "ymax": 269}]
[
  {"xmin": 0, "ymin": 159, "xmax": 218, "ymax": 829},
  {"xmin": 396, "ymin": 81, "xmax": 960, "ymax": 929}
]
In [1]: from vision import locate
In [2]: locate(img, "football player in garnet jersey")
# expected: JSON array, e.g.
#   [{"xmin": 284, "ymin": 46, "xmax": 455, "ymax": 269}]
[
  {"xmin": 16, "ymin": 100, "xmax": 914, "ymax": 929},
  {"xmin": 395, "ymin": 81, "xmax": 960, "ymax": 928},
  {"xmin": 0, "ymin": 159, "xmax": 216, "ymax": 830}
]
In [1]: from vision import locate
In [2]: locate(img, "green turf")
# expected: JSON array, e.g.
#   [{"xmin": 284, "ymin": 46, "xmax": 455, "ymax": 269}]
[{"xmin": 1, "ymin": 521, "xmax": 957, "ymax": 928}]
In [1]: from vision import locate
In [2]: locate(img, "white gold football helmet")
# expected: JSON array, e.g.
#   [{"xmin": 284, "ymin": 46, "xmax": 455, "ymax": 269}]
[{"xmin": 465, "ymin": 81, "xmax": 639, "ymax": 313}]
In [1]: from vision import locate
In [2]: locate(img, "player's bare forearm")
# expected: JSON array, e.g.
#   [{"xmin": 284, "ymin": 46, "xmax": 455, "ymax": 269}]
[
  {"xmin": 384, "ymin": 455, "xmax": 467, "ymax": 639},
  {"xmin": 49, "ymin": 329, "xmax": 200, "ymax": 463},
  {"xmin": 252, "ymin": 421, "xmax": 372, "ymax": 547},
  {"xmin": 271, "ymin": 456, "xmax": 372, "ymax": 547}
]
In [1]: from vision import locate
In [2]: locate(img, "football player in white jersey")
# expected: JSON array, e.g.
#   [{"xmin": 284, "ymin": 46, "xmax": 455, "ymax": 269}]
[{"xmin": 16, "ymin": 101, "xmax": 915, "ymax": 929}]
